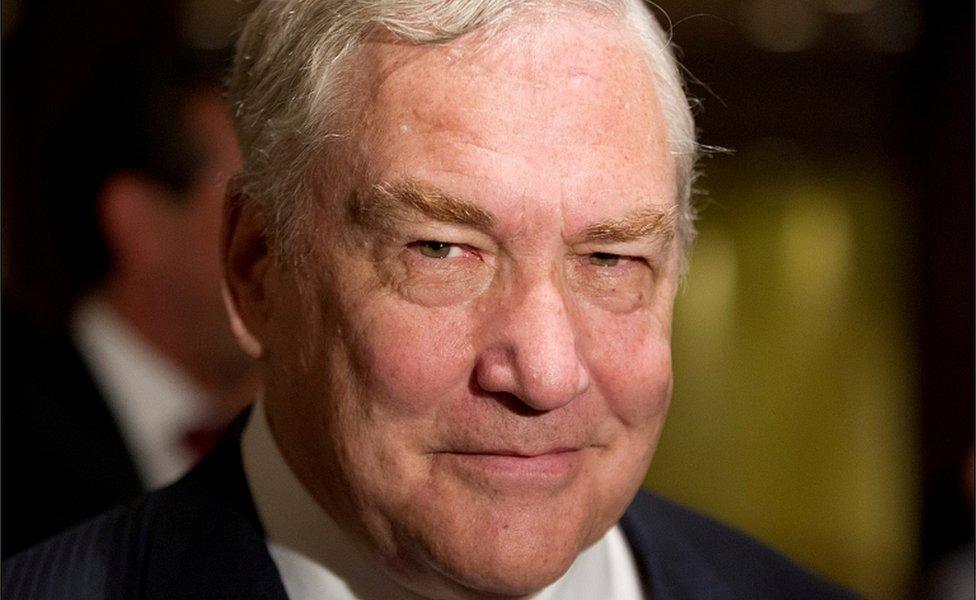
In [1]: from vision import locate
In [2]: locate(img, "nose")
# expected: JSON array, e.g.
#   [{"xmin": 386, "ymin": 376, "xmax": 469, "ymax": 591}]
[{"xmin": 474, "ymin": 278, "xmax": 590, "ymax": 412}]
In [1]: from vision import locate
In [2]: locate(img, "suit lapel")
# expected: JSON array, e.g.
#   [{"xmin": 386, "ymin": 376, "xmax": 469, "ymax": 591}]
[
  {"xmin": 619, "ymin": 489, "xmax": 732, "ymax": 600},
  {"xmin": 139, "ymin": 409, "xmax": 289, "ymax": 600}
]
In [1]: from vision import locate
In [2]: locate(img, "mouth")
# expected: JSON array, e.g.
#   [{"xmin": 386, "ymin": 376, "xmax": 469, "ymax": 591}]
[{"xmin": 433, "ymin": 448, "xmax": 586, "ymax": 489}]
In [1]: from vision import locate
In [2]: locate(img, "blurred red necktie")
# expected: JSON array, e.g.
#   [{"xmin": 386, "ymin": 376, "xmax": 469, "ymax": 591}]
[{"xmin": 182, "ymin": 425, "xmax": 224, "ymax": 460}]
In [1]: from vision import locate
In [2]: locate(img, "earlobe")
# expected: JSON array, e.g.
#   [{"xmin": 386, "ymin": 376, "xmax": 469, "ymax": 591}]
[
  {"xmin": 223, "ymin": 280, "xmax": 263, "ymax": 358},
  {"xmin": 222, "ymin": 190, "xmax": 269, "ymax": 359}
]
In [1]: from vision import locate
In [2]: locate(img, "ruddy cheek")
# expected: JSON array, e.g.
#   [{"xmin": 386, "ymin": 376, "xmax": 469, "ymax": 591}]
[
  {"xmin": 586, "ymin": 317, "xmax": 672, "ymax": 425},
  {"xmin": 353, "ymin": 307, "xmax": 475, "ymax": 417}
]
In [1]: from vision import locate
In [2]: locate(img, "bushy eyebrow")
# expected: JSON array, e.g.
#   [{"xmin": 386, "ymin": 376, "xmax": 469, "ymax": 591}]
[
  {"xmin": 581, "ymin": 206, "xmax": 677, "ymax": 243},
  {"xmin": 348, "ymin": 178, "xmax": 676, "ymax": 244},
  {"xmin": 348, "ymin": 180, "xmax": 496, "ymax": 231}
]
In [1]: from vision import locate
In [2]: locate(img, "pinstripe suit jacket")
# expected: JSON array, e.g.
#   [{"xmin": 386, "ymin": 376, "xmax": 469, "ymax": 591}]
[
  {"xmin": 3, "ymin": 413, "xmax": 856, "ymax": 599},
  {"xmin": 2, "ymin": 308, "xmax": 143, "ymax": 558}
]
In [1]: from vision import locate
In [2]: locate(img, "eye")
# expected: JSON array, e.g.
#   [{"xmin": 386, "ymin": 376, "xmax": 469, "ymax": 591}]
[
  {"xmin": 588, "ymin": 252, "xmax": 621, "ymax": 267},
  {"xmin": 413, "ymin": 240, "xmax": 462, "ymax": 259}
]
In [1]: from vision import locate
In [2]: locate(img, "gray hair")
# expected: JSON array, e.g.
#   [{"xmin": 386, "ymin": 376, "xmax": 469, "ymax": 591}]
[{"xmin": 229, "ymin": 0, "xmax": 698, "ymax": 265}]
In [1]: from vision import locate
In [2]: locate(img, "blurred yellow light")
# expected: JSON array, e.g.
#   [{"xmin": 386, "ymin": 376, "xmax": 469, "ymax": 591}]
[
  {"xmin": 780, "ymin": 197, "xmax": 852, "ymax": 311},
  {"xmin": 681, "ymin": 229, "xmax": 738, "ymax": 343}
]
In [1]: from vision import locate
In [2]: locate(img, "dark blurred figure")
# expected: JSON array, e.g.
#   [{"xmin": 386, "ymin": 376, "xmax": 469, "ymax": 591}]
[{"xmin": 1, "ymin": 44, "xmax": 254, "ymax": 557}]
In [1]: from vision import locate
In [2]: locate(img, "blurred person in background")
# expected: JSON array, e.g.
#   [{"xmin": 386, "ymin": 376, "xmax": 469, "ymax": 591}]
[{"xmin": 1, "ymin": 44, "xmax": 255, "ymax": 557}]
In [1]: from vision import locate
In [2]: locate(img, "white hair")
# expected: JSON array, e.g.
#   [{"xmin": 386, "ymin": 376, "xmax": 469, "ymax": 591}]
[{"xmin": 229, "ymin": 0, "xmax": 698, "ymax": 265}]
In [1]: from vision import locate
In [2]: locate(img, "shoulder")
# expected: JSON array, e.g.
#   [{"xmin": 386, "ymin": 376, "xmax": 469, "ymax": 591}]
[
  {"xmin": 620, "ymin": 489, "xmax": 860, "ymax": 600},
  {"xmin": 2, "ymin": 417, "xmax": 286, "ymax": 600},
  {"xmin": 1, "ymin": 309, "xmax": 143, "ymax": 556},
  {"xmin": 2, "ymin": 499, "xmax": 153, "ymax": 599}
]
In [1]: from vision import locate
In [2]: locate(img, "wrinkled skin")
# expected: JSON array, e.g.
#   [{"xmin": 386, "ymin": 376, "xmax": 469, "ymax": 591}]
[{"xmin": 226, "ymin": 12, "xmax": 680, "ymax": 600}]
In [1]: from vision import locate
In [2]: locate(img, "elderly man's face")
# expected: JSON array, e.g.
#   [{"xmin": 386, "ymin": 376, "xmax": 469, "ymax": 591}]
[{"xmin": 244, "ymin": 13, "xmax": 679, "ymax": 599}]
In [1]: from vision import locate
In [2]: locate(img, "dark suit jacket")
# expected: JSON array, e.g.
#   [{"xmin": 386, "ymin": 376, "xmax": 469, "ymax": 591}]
[
  {"xmin": 3, "ymin": 413, "xmax": 857, "ymax": 599},
  {"xmin": 1, "ymin": 306, "xmax": 143, "ymax": 558}
]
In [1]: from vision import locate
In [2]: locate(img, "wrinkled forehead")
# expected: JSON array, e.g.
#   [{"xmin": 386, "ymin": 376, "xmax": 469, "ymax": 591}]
[{"xmin": 338, "ymin": 11, "xmax": 675, "ymax": 203}]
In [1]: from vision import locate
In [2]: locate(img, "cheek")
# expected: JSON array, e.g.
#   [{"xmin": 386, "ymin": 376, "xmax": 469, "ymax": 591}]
[
  {"xmin": 583, "ymin": 310, "xmax": 673, "ymax": 428},
  {"xmin": 348, "ymin": 302, "xmax": 476, "ymax": 418}
]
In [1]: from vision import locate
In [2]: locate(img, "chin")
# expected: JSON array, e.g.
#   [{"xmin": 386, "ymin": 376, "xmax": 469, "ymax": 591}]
[
  {"xmin": 445, "ymin": 548, "xmax": 579, "ymax": 599},
  {"xmin": 383, "ymin": 488, "xmax": 600, "ymax": 600},
  {"xmin": 396, "ymin": 541, "xmax": 581, "ymax": 600}
]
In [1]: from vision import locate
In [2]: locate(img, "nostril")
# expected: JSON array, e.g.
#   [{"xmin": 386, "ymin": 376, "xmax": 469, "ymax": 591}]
[
  {"xmin": 473, "ymin": 338, "xmax": 589, "ymax": 412},
  {"xmin": 496, "ymin": 392, "xmax": 549, "ymax": 417},
  {"xmin": 467, "ymin": 374, "xmax": 553, "ymax": 417}
]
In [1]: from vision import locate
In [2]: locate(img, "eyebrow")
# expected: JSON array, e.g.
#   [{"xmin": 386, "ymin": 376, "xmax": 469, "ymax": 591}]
[
  {"xmin": 349, "ymin": 180, "xmax": 496, "ymax": 231},
  {"xmin": 349, "ymin": 179, "xmax": 676, "ymax": 244},
  {"xmin": 581, "ymin": 206, "xmax": 677, "ymax": 243}
]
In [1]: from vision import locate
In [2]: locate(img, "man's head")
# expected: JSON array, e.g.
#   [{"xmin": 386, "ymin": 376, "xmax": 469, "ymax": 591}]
[
  {"xmin": 49, "ymin": 47, "xmax": 248, "ymax": 391},
  {"xmin": 53, "ymin": 49, "xmax": 233, "ymax": 292},
  {"xmin": 224, "ymin": 1, "xmax": 696, "ymax": 597}
]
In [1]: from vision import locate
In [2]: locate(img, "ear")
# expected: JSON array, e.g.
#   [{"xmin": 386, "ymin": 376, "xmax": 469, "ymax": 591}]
[{"xmin": 222, "ymin": 189, "xmax": 270, "ymax": 359}]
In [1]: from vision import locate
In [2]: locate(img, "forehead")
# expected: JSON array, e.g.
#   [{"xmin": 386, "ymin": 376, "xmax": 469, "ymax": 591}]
[{"xmin": 342, "ymin": 12, "xmax": 676, "ymax": 231}]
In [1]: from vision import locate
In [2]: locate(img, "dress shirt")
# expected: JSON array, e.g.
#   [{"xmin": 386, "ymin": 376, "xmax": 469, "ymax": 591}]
[
  {"xmin": 242, "ymin": 400, "xmax": 644, "ymax": 600},
  {"xmin": 71, "ymin": 298, "xmax": 211, "ymax": 488}
]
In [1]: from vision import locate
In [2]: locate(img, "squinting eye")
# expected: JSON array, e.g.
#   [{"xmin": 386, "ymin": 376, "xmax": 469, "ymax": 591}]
[
  {"xmin": 588, "ymin": 252, "xmax": 621, "ymax": 267},
  {"xmin": 414, "ymin": 240, "xmax": 459, "ymax": 259}
]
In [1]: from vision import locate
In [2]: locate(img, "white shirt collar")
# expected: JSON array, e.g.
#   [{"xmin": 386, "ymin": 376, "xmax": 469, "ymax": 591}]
[
  {"xmin": 71, "ymin": 297, "xmax": 211, "ymax": 488},
  {"xmin": 241, "ymin": 399, "xmax": 644, "ymax": 600}
]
